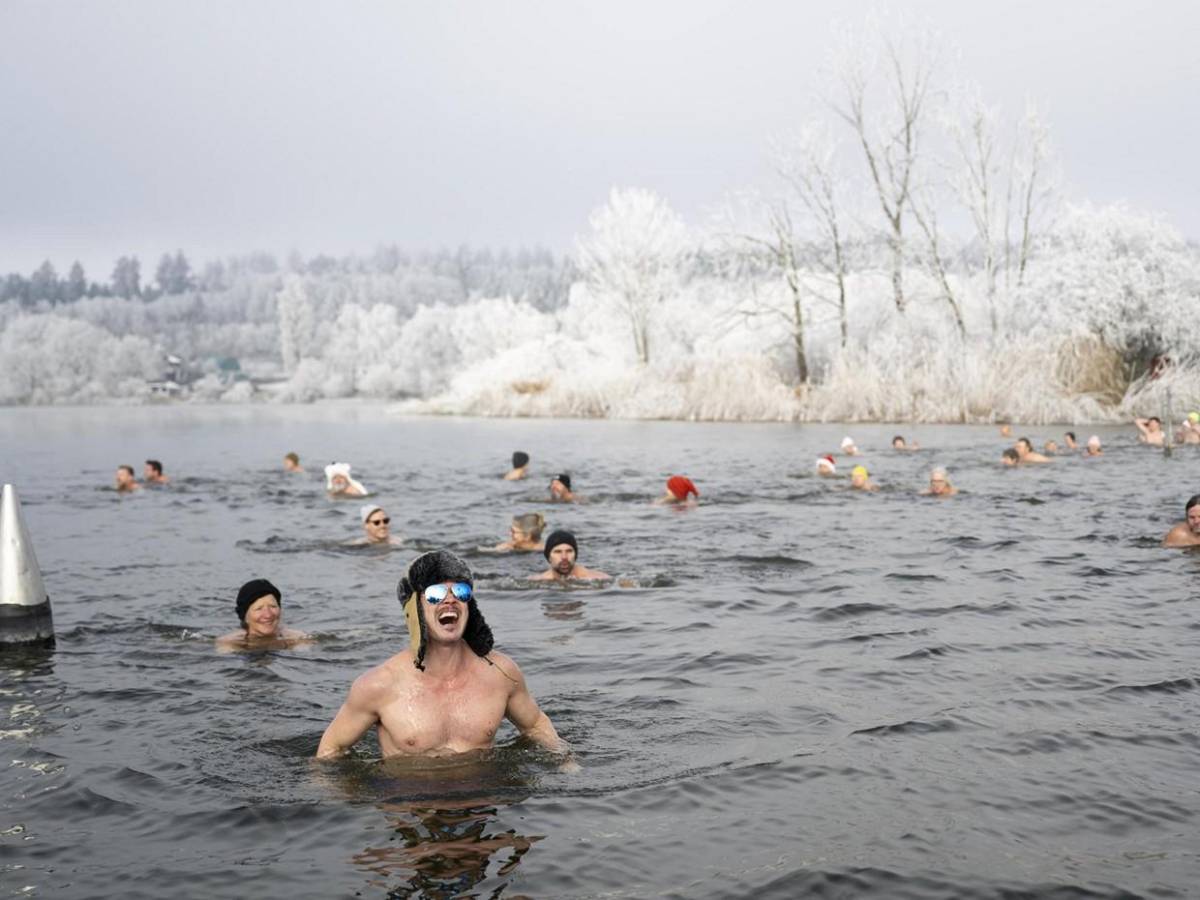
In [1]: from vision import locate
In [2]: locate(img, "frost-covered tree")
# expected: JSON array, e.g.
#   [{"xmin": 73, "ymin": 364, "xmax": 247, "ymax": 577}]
[
  {"xmin": 112, "ymin": 256, "xmax": 141, "ymax": 299},
  {"xmin": 276, "ymin": 275, "xmax": 317, "ymax": 373},
  {"xmin": 830, "ymin": 15, "xmax": 938, "ymax": 314},
  {"xmin": 66, "ymin": 262, "xmax": 87, "ymax": 302},
  {"xmin": 577, "ymin": 188, "xmax": 688, "ymax": 365}
]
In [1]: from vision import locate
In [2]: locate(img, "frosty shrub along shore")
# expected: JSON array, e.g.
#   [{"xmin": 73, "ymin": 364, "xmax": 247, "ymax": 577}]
[{"xmin": 3, "ymin": 21, "xmax": 1198, "ymax": 423}]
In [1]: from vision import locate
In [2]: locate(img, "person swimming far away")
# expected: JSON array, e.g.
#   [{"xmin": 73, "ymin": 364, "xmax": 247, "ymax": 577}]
[
  {"xmin": 891, "ymin": 435, "xmax": 920, "ymax": 451},
  {"xmin": 325, "ymin": 462, "xmax": 368, "ymax": 497},
  {"xmin": 216, "ymin": 579, "xmax": 311, "ymax": 652},
  {"xmin": 921, "ymin": 467, "xmax": 959, "ymax": 497},
  {"xmin": 1162, "ymin": 494, "xmax": 1200, "ymax": 548},
  {"xmin": 840, "ymin": 436, "xmax": 859, "ymax": 456},
  {"xmin": 283, "ymin": 452, "xmax": 304, "ymax": 473},
  {"xmin": 530, "ymin": 530, "xmax": 610, "ymax": 581},
  {"xmin": 505, "ymin": 451, "xmax": 530, "ymax": 481},
  {"xmin": 487, "ymin": 512, "xmax": 546, "ymax": 552},
  {"xmin": 655, "ymin": 475, "xmax": 699, "ymax": 506},
  {"xmin": 815, "ymin": 455, "xmax": 837, "ymax": 478},
  {"xmin": 1014, "ymin": 437, "xmax": 1052, "ymax": 464},
  {"xmin": 1135, "ymin": 416, "xmax": 1165, "ymax": 446},
  {"xmin": 850, "ymin": 465, "xmax": 879, "ymax": 492},
  {"xmin": 143, "ymin": 459, "xmax": 170, "ymax": 485},
  {"xmin": 315, "ymin": 550, "xmax": 573, "ymax": 764},
  {"xmin": 548, "ymin": 473, "xmax": 580, "ymax": 503},
  {"xmin": 1083, "ymin": 435, "xmax": 1103, "ymax": 456},
  {"xmin": 114, "ymin": 464, "xmax": 141, "ymax": 492}
]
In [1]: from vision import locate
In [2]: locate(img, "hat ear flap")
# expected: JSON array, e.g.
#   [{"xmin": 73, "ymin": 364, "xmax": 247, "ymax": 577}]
[
  {"xmin": 403, "ymin": 590, "xmax": 427, "ymax": 670},
  {"xmin": 463, "ymin": 599, "xmax": 494, "ymax": 658}
]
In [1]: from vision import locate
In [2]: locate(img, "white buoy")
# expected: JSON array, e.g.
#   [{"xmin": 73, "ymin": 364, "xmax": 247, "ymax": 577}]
[{"xmin": 0, "ymin": 484, "xmax": 55, "ymax": 648}]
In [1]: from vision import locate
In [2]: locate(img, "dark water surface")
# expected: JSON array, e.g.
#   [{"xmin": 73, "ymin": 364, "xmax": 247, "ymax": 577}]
[{"xmin": 1, "ymin": 405, "xmax": 1198, "ymax": 899}]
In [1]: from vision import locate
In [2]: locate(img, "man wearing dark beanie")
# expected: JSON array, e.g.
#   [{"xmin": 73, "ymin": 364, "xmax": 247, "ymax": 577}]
[
  {"xmin": 532, "ymin": 530, "xmax": 610, "ymax": 582},
  {"xmin": 216, "ymin": 578, "xmax": 310, "ymax": 652},
  {"xmin": 504, "ymin": 451, "xmax": 530, "ymax": 481},
  {"xmin": 316, "ymin": 550, "xmax": 573, "ymax": 762}
]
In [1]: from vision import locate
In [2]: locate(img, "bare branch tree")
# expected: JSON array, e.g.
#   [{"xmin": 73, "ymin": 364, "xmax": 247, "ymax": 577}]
[
  {"xmin": 772, "ymin": 127, "xmax": 851, "ymax": 348},
  {"xmin": 910, "ymin": 190, "xmax": 967, "ymax": 339},
  {"xmin": 831, "ymin": 19, "xmax": 938, "ymax": 314}
]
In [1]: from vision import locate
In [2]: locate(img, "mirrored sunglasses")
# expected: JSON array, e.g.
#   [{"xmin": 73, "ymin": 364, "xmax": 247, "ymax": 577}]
[{"xmin": 423, "ymin": 582, "xmax": 473, "ymax": 604}]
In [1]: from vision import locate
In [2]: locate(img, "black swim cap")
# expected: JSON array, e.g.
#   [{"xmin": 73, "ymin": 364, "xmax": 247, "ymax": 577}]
[
  {"xmin": 553, "ymin": 473, "xmax": 572, "ymax": 491},
  {"xmin": 236, "ymin": 578, "xmax": 281, "ymax": 623},
  {"xmin": 543, "ymin": 530, "xmax": 578, "ymax": 560},
  {"xmin": 512, "ymin": 451, "xmax": 529, "ymax": 468}
]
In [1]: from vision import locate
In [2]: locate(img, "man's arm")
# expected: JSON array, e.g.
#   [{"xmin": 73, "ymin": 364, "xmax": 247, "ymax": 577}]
[
  {"xmin": 1135, "ymin": 418, "xmax": 1152, "ymax": 437},
  {"xmin": 315, "ymin": 669, "xmax": 386, "ymax": 759},
  {"xmin": 497, "ymin": 655, "xmax": 568, "ymax": 754}
]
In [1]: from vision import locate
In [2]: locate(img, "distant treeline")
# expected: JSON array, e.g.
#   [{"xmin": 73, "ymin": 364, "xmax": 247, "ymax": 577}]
[{"xmin": 0, "ymin": 246, "xmax": 576, "ymax": 311}]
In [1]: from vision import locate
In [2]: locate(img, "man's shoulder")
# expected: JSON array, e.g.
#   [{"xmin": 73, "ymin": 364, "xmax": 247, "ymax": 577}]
[
  {"xmin": 483, "ymin": 650, "xmax": 525, "ymax": 689},
  {"xmin": 352, "ymin": 653, "xmax": 410, "ymax": 695}
]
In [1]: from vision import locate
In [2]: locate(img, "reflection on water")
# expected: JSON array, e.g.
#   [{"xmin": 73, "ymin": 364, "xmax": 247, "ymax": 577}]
[
  {"xmin": 1, "ymin": 407, "xmax": 1199, "ymax": 898},
  {"xmin": 355, "ymin": 804, "xmax": 541, "ymax": 899}
]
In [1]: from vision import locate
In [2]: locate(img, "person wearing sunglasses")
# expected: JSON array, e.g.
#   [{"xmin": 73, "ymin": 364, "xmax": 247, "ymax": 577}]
[
  {"xmin": 358, "ymin": 504, "xmax": 401, "ymax": 546},
  {"xmin": 530, "ymin": 530, "xmax": 610, "ymax": 582},
  {"xmin": 316, "ymin": 550, "xmax": 572, "ymax": 762}
]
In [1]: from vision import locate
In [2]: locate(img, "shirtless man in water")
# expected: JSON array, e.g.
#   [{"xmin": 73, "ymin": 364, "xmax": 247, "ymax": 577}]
[
  {"xmin": 1162, "ymin": 494, "xmax": 1200, "ymax": 548},
  {"xmin": 1135, "ymin": 416, "xmax": 1165, "ymax": 446},
  {"xmin": 531, "ymin": 530, "xmax": 610, "ymax": 581},
  {"xmin": 316, "ymin": 551, "xmax": 569, "ymax": 759},
  {"xmin": 1015, "ymin": 437, "xmax": 1052, "ymax": 464},
  {"xmin": 114, "ymin": 465, "xmax": 141, "ymax": 492}
]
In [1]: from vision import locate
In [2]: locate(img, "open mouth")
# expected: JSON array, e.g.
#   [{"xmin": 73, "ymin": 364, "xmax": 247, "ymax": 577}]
[{"xmin": 436, "ymin": 607, "xmax": 460, "ymax": 626}]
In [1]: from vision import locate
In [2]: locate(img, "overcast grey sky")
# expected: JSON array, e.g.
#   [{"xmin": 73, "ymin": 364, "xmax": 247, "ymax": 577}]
[{"xmin": 1, "ymin": 0, "xmax": 1196, "ymax": 277}]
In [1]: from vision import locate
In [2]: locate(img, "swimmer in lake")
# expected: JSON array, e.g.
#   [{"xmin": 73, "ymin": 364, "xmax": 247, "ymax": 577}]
[
  {"xmin": 315, "ymin": 550, "xmax": 570, "ymax": 760},
  {"xmin": 488, "ymin": 512, "xmax": 546, "ymax": 552},
  {"xmin": 326, "ymin": 462, "xmax": 368, "ymax": 497},
  {"xmin": 531, "ymin": 530, "xmax": 610, "ymax": 582},
  {"xmin": 850, "ymin": 465, "xmax": 879, "ymax": 492},
  {"xmin": 1015, "ymin": 437, "xmax": 1052, "ymax": 464},
  {"xmin": 284, "ymin": 452, "xmax": 304, "ymax": 473},
  {"xmin": 1180, "ymin": 413, "xmax": 1200, "ymax": 445},
  {"xmin": 549, "ymin": 473, "xmax": 579, "ymax": 503},
  {"xmin": 656, "ymin": 475, "xmax": 699, "ymax": 506},
  {"xmin": 922, "ymin": 467, "xmax": 958, "ymax": 497},
  {"xmin": 1135, "ymin": 416, "xmax": 1165, "ymax": 446},
  {"xmin": 815, "ymin": 455, "xmax": 837, "ymax": 477},
  {"xmin": 1064, "ymin": 432, "xmax": 1078, "ymax": 450},
  {"xmin": 1163, "ymin": 494, "xmax": 1200, "ymax": 548},
  {"xmin": 114, "ymin": 464, "xmax": 141, "ymax": 492},
  {"xmin": 892, "ymin": 435, "xmax": 919, "ymax": 451},
  {"xmin": 840, "ymin": 436, "xmax": 859, "ymax": 456},
  {"xmin": 359, "ymin": 504, "xmax": 402, "ymax": 546},
  {"xmin": 1043, "ymin": 440, "xmax": 1059, "ymax": 455},
  {"xmin": 999, "ymin": 424, "xmax": 1013, "ymax": 438},
  {"xmin": 1084, "ymin": 435, "xmax": 1103, "ymax": 457},
  {"xmin": 1001, "ymin": 448, "xmax": 1020, "ymax": 466},
  {"xmin": 505, "ymin": 451, "xmax": 530, "ymax": 481},
  {"xmin": 143, "ymin": 459, "xmax": 169, "ymax": 485},
  {"xmin": 216, "ymin": 578, "xmax": 310, "ymax": 652}
]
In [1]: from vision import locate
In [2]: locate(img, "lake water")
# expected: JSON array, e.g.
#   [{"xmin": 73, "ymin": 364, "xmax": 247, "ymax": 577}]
[{"xmin": 1, "ymin": 404, "xmax": 1197, "ymax": 899}]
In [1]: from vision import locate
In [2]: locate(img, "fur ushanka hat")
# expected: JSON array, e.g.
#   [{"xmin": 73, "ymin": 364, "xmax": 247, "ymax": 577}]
[{"xmin": 397, "ymin": 550, "xmax": 494, "ymax": 670}]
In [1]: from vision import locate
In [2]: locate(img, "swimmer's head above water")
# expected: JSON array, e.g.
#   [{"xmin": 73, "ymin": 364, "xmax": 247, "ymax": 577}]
[
  {"xmin": 397, "ymin": 550, "xmax": 493, "ymax": 671},
  {"xmin": 236, "ymin": 578, "xmax": 282, "ymax": 637},
  {"xmin": 512, "ymin": 451, "xmax": 530, "ymax": 469},
  {"xmin": 815, "ymin": 455, "xmax": 836, "ymax": 476},
  {"xmin": 511, "ymin": 512, "xmax": 545, "ymax": 542},
  {"xmin": 544, "ymin": 529, "xmax": 579, "ymax": 575},
  {"xmin": 664, "ymin": 475, "xmax": 699, "ymax": 502}
]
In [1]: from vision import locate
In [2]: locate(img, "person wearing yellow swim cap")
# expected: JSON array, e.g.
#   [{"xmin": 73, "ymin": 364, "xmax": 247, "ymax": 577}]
[{"xmin": 849, "ymin": 465, "xmax": 879, "ymax": 492}]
